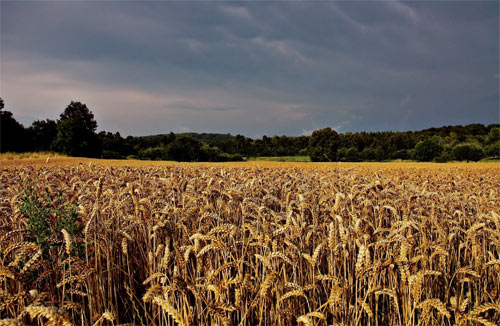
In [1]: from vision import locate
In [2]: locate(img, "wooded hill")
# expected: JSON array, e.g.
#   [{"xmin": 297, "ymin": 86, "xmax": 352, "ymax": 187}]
[{"xmin": 1, "ymin": 98, "xmax": 499, "ymax": 162}]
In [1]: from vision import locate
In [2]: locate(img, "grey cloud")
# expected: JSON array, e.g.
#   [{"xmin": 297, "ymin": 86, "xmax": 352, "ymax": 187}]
[
  {"xmin": 1, "ymin": 1, "xmax": 498, "ymax": 137},
  {"xmin": 170, "ymin": 102, "xmax": 237, "ymax": 112}
]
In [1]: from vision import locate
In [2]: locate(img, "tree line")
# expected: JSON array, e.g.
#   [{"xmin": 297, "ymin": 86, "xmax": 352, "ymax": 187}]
[{"xmin": 1, "ymin": 98, "xmax": 499, "ymax": 162}]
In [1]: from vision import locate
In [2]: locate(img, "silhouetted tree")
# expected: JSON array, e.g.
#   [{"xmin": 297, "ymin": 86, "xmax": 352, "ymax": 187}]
[
  {"xmin": 2, "ymin": 93, "xmax": 498, "ymax": 162},
  {"xmin": 308, "ymin": 128, "xmax": 340, "ymax": 161},
  {"xmin": 0, "ymin": 98, "xmax": 28, "ymax": 153},
  {"xmin": 166, "ymin": 136, "xmax": 203, "ymax": 161},
  {"xmin": 27, "ymin": 119, "xmax": 57, "ymax": 151},
  {"xmin": 99, "ymin": 131, "xmax": 135, "ymax": 159},
  {"xmin": 52, "ymin": 101, "xmax": 101, "ymax": 157}
]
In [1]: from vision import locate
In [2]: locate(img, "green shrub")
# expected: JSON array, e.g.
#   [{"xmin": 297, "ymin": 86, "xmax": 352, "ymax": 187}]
[
  {"xmin": 138, "ymin": 147, "xmax": 165, "ymax": 160},
  {"xmin": 485, "ymin": 141, "xmax": 500, "ymax": 158},
  {"xmin": 19, "ymin": 185, "xmax": 52, "ymax": 249},
  {"xmin": 433, "ymin": 151, "xmax": 453, "ymax": 163},
  {"xmin": 391, "ymin": 149, "xmax": 410, "ymax": 160},
  {"xmin": 452, "ymin": 142, "xmax": 485, "ymax": 162},
  {"xmin": 19, "ymin": 182, "xmax": 83, "ymax": 255},
  {"xmin": 414, "ymin": 138, "xmax": 443, "ymax": 161}
]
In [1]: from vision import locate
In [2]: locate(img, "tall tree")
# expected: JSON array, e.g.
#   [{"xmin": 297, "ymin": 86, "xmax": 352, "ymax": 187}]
[
  {"xmin": 308, "ymin": 127, "xmax": 340, "ymax": 161},
  {"xmin": 53, "ymin": 101, "xmax": 101, "ymax": 157},
  {"xmin": 27, "ymin": 119, "xmax": 57, "ymax": 151},
  {"xmin": 452, "ymin": 143, "xmax": 485, "ymax": 162},
  {"xmin": 414, "ymin": 137, "xmax": 443, "ymax": 161},
  {"xmin": 166, "ymin": 136, "xmax": 203, "ymax": 161},
  {"xmin": 0, "ymin": 98, "xmax": 28, "ymax": 153}
]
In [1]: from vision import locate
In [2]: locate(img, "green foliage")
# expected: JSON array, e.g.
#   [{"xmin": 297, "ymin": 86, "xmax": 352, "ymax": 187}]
[
  {"xmin": 166, "ymin": 136, "xmax": 203, "ymax": 161},
  {"xmin": 217, "ymin": 152, "xmax": 244, "ymax": 162},
  {"xmin": 337, "ymin": 147, "xmax": 361, "ymax": 162},
  {"xmin": 99, "ymin": 131, "xmax": 134, "ymax": 159},
  {"xmin": 27, "ymin": 119, "xmax": 57, "ymax": 151},
  {"xmin": 2, "ymin": 96, "xmax": 500, "ymax": 162},
  {"xmin": 19, "ymin": 185, "xmax": 52, "ymax": 249},
  {"xmin": 138, "ymin": 146, "xmax": 165, "ymax": 160},
  {"xmin": 486, "ymin": 127, "xmax": 500, "ymax": 144},
  {"xmin": 336, "ymin": 147, "xmax": 348, "ymax": 162},
  {"xmin": 433, "ymin": 150, "xmax": 453, "ymax": 163},
  {"xmin": 414, "ymin": 138, "xmax": 443, "ymax": 161},
  {"xmin": 452, "ymin": 142, "xmax": 485, "ymax": 162},
  {"xmin": 54, "ymin": 198, "xmax": 82, "ymax": 239},
  {"xmin": 249, "ymin": 156, "xmax": 310, "ymax": 162},
  {"xmin": 391, "ymin": 149, "xmax": 410, "ymax": 160},
  {"xmin": 484, "ymin": 141, "xmax": 500, "ymax": 158},
  {"xmin": 59, "ymin": 101, "xmax": 97, "ymax": 132},
  {"xmin": 200, "ymin": 144, "xmax": 223, "ymax": 161},
  {"xmin": 373, "ymin": 146, "xmax": 386, "ymax": 161},
  {"xmin": 53, "ymin": 101, "xmax": 101, "ymax": 157},
  {"xmin": 308, "ymin": 128, "xmax": 340, "ymax": 162},
  {"xmin": 345, "ymin": 147, "xmax": 360, "ymax": 162},
  {"xmin": 19, "ymin": 182, "xmax": 83, "ymax": 255},
  {"xmin": 360, "ymin": 147, "xmax": 379, "ymax": 161}
]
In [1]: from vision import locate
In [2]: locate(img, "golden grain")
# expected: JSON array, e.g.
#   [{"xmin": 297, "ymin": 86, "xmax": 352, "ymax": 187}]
[{"xmin": 0, "ymin": 160, "xmax": 498, "ymax": 325}]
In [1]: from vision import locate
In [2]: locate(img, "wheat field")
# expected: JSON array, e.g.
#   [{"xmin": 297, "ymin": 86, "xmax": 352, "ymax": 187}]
[{"xmin": 0, "ymin": 159, "xmax": 499, "ymax": 325}]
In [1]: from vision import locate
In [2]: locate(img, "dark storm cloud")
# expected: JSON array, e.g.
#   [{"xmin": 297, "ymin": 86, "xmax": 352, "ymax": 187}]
[{"xmin": 1, "ymin": 1, "xmax": 498, "ymax": 137}]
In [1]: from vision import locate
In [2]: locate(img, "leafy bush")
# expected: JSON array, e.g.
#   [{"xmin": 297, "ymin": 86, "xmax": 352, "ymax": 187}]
[
  {"xmin": 138, "ymin": 146, "xmax": 165, "ymax": 160},
  {"xmin": 218, "ymin": 152, "xmax": 244, "ymax": 162},
  {"xmin": 452, "ymin": 143, "xmax": 485, "ymax": 162},
  {"xmin": 433, "ymin": 151, "xmax": 453, "ymax": 163},
  {"xmin": 360, "ymin": 147, "xmax": 378, "ymax": 161},
  {"xmin": 166, "ymin": 136, "xmax": 203, "ymax": 161},
  {"xmin": 484, "ymin": 141, "xmax": 499, "ymax": 158},
  {"xmin": 414, "ymin": 138, "xmax": 443, "ymax": 161},
  {"xmin": 337, "ymin": 147, "xmax": 360, "ymax": 162},
  {"xmin": 308, "ymin": 128, "xmax": 340, "ymax": 162},
  {"xmin": 391, "ymin": 149, "xmax": 410, "ymax": 160},
  {"xmin": 19, "ymin": 185, "xmax": 52, "ymax": 249},
  {"xmin": 19, "ymin": 182, "xmax": 83, "ymax": 255}
]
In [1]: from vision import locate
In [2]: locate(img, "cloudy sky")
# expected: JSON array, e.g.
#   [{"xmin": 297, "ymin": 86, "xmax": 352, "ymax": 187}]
[{"xmin": 1, "ymin": 1, "xmax": 498, "ymax": 137}]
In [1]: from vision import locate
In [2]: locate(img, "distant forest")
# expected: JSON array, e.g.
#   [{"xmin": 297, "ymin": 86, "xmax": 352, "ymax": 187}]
[{"xmin": 1, "ymin": 98, "xmax": 499, "ymax": 162}]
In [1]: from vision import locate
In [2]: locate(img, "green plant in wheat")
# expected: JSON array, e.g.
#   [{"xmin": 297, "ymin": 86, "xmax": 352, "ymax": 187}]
[
  {"xmin": 19, "ymin": 182, "xmax": 83, "ymax": 256},
  {"xmin": 19, "ymin": 183, "xmax": 52, "ymax": 251}
]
